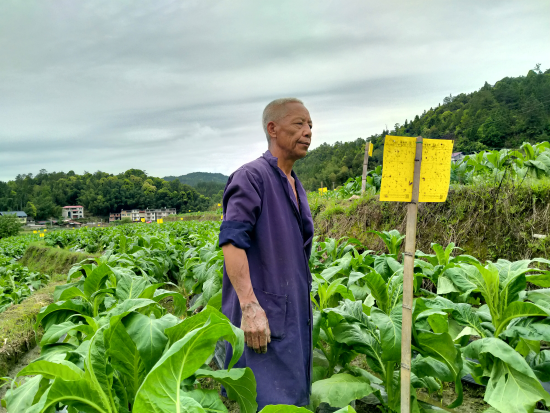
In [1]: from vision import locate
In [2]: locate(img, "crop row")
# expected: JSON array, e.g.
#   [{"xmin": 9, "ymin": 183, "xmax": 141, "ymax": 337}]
[
  {"xmin": 0, "ymin": 234, "xmax": 50, "ymax": 314},
  {"xmin": 2, "ymin": 222, "xmax": 550, "ymax": 412}
]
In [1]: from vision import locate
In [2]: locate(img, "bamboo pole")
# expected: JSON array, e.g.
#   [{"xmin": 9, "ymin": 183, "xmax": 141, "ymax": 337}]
[
  {"xmin": 361, "ymin": 141, "xmax": 370, "ymax": 194},
  {"xmin": 400, "ymin": 136, "xmax": 423, "ymax": 413}
]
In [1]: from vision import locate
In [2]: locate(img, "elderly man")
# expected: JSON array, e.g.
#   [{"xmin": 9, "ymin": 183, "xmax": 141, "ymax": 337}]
[{"xmin": 219, "ymin": 98, "xmax": 315, "ymax": 408}]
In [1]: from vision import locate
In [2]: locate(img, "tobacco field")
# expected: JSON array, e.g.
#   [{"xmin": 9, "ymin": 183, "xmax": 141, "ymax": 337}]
[{"xmin": 1, "ymin": 221, "xmax": 550, "ymax": 413}]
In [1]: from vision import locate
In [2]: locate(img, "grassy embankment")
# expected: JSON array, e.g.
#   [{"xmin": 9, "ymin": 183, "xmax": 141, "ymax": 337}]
[
  {"xmin": 0, "ymin": 245, "xmax": 97, "ymax": 377},
  {"xmin": 166, "ymin": 212, "xmax": 221, "ymax": 222},
  {"xmin": 310, "ymin": 180, "xmax": 550, "ymax": 261}
]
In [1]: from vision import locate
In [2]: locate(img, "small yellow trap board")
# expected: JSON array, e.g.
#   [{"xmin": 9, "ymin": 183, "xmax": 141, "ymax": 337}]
[{"xmin": 380, "ymin": 136, "xmax": 453, "ymax": 202}]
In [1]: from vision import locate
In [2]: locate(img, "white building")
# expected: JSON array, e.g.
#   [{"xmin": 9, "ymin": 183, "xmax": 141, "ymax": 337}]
[
  {"xmin": 62, "ymin": 206, "xmax": 84, "ymax": 219},
  {"xmin": 120, "ymin": 207, "xmax": 176, "ymax": 222},
  {"xmin": 145, "ymin": 208, "xmax": 176, "ymax": 221}
]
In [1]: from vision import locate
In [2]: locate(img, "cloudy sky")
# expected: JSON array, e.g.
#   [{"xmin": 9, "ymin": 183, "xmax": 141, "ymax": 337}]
[{"xmin": 0, "ymin": 0, "xmax": 548, "ymax": 181}]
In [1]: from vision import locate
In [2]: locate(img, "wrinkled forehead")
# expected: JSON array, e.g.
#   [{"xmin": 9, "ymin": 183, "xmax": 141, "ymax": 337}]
[{"xmin": 281, "ymin": 102, "xmax": 311, "ymax": 121}]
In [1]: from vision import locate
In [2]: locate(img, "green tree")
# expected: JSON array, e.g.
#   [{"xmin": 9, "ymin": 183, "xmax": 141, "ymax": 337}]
[
  {"xmin": 0, "ymin": 214, "xmax": 21, "ymax": 238},
  {"xmin": 23, "ymin": 201, "xmax": 37, "ymax": 219}
]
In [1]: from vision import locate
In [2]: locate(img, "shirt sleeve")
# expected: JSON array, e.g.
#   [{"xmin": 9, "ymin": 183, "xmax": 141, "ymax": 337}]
[{"xmin": 219, "ymin": 168, "xmax": 262, "ymax": 249}]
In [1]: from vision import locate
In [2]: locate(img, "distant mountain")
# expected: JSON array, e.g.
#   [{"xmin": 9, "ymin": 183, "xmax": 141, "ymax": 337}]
[{"xmin": 163, "ymin": 172, "xmax": 229, "ymax": 186}]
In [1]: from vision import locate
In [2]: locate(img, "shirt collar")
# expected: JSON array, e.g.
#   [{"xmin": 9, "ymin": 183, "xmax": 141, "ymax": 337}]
[
  {"xmin": 262, "ymin": 150, "xmax": 298, "ymax": 179},
  {"xmin": 262, "ymin": 150, "xmax": 279, "ymax": 169}
]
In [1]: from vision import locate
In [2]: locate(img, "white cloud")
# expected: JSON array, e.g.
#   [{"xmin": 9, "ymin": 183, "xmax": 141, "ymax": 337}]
[{"xmin": 0, "ymin": 0, "xmax": 549, "ymax": 180}]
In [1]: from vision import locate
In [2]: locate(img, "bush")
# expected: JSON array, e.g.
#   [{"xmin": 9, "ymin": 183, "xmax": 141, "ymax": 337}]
[{"xmin": 0, "ymin": 214, "xmax": 22, "ymax": 239}]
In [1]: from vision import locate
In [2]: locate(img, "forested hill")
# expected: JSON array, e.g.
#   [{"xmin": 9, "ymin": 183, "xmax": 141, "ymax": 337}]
[
  {"xmin": 163, "ymin": 172, "xmax": 229, "ymax": 200},
  {"xmin": 163, "ymin": 172, "xmax": 228, "ymax": 186},
  {"xmin": 0, "ymin": 169, "xmax": 216, "ymax": 220},
  {"xmin": 295, "ymin": 67, "xmax": 550, "ymax": 191}
]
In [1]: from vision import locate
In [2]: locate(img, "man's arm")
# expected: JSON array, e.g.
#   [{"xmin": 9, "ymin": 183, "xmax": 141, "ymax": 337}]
[{"xmin": 222, "ymin": 243, "xmax": 271, "ymax": 354}]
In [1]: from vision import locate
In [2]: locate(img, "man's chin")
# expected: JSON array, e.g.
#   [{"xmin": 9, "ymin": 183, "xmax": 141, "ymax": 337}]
[{"xmin": 294, "ymin": 148, "xmax": 309, "ymax": 159}]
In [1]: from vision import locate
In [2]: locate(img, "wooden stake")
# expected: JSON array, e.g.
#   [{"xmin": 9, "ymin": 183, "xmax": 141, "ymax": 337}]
[
  {"xmin": 400, "ymin": 136, "xmax": 423, "ymax": 413},
  {"xmin": 361, "ymin": 141, "xmax": 370, "ymax": 194}
]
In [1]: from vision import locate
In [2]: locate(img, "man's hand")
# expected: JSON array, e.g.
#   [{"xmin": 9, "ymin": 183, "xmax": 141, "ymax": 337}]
[{"xmin": 241, "ymin": 302, "xmax": 271, "ymax": 354}]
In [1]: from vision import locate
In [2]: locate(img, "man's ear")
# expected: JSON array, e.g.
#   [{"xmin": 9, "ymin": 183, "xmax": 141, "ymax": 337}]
[{"xmin": 266, "ymin": 121, "xmax": 277, "ymax": 140}]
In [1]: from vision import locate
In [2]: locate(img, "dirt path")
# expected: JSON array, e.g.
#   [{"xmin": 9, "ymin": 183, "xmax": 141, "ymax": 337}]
[{"xmin": 0, "ymin": 345, "xmax": 41, "ymax": 412}]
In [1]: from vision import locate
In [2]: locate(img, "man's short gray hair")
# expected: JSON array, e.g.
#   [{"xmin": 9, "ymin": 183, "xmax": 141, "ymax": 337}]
[{"xmin": 262, "ymin": 97, "xmax": 304, "ymax": 145}]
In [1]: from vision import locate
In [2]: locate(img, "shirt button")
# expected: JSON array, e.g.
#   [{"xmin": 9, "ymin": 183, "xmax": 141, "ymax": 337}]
[{"xmin": 307, "ymin": 318, "xmax": 311, "ymax": 326}]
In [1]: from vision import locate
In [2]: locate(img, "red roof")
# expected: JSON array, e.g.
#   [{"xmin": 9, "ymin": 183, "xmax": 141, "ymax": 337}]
[{"xmin": 62, "ymin": 206, "xmax": 83, "ymax": 208}]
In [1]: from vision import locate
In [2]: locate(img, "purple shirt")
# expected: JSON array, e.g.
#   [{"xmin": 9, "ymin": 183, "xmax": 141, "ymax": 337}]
[{"xmin": 219, "ymin": 150, "xmax": 314, "ymax": 408}]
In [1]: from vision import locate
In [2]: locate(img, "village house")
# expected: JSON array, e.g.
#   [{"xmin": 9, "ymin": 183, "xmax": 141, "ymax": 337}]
[
  {"xmin": 109, "ymin": 212, "xmax": 121, "ymax": 222},
  {"xmin": 62, "ymin": 206, "xmax": 84, "ymax": 219},
  {"xmin": 0, "ymin": 211, "xmax": 28, "ymax": 224},
  {"xmin": 451, "ymin": 152, "xmax": 465, "ymax": 162},
  {"xmin": 118, "ymin": 207, "xmax": 176, "ymax": 222},
  {"xmin": 145, "ymin": 207, "xmax": 177, "ymax": 221}
]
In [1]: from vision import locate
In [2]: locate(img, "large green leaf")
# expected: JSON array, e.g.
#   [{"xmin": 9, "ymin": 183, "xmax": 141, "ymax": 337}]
[
  {"xmin": 451, "ymin": 303, "xmax": 485, "ymax": 337},
  {"xmin": 152, "ymin": 289, "xmax": 187, "ymax": 317},
  {"xmin": 527, "ymin": 350, "xmax": 550, "ymax": 382},
  {"xmin": 501, "ymin": 319, "xmax": 550, "ymax": 342},
  {"xmin": 464, "ymin": 338, "xmax": 550, "ymax": 413},
  {"xmin": 444, "ymin": 267, "xmax": 476, "ymax": 293},
  {"xmin": 432, "ymin": 243, "xmax": 448, "ymax": 266},
  {"xmin": 411, "ymin": 355, "xmax": 453, "ymax": 383},
  {"xmin": 371, "ymin": 306, "xmax": 401, "ymax": 362},
  {"xmin": 183, "ymin": 389, "xmax": 228, "ymax": 413},
  {"xmin": 496, "ymin": 301, "xmax": 550, "ymax": 336},
  {"xmin": 310, "ymin": 373, "xmax": 373, "ymax": 409},
  {"xmin": 331, "ymin": 320, "xmax": 384, "ymax": 374},
  {"xmin": 363, "ymin": 270, "xmax": 388, "ymax": 312},
  {"xmin": 133, "ymin": 314, "xmax": 244, "ymax": 413},
  {"xmin": 139, "ymin": 282, "xmax": 167, "ymax": 299},
  {"xmin": 106, "ymin": 320, "xmax": 147, "ymax": 401},
  {"xmin": 85, "ymin": 327, "xmax": 117, "ymax": 412},
  {"xmin": 83, "ymin": 263, "xmax": 113, "ymax": 299},
  {"xmin": 35, "ymin": 299, "xmax": 92, "ymax": 330},
  {"xmin": 41, "ymin": 376, "xmax": 111, "ymax": 413},
  {"xmin": 122, "ymin": 312, "xmax": 177, "ymax": 371},
  {"xmin": 312, "ymin": 309, "xmax": 322, "ymax": 347},
  {"xmin": 436, "ymin": 275, "xmax": 459, "ymax": 295},
  {"xmin": 195, "ymin": 368, "xmax": 257, "ymax": 413},
  {"xmin": 325, "ymin": 299, "xmax": 370, "ymax": 326},
  {"xmin": 40, "ymin": 320, "xmax": 94, "ymax": 346},
  {"xmin": 58, "ymin": 285, "xmax": 88, "ymax": 302},
  {"xmin": 374, "ymin": 256, "xmax": 402, "ymax": 281},
  {"xmin": 116, "ymin": 274, "xmax": 147, "ymax": 300},
  {"xmin": 471, "ymin": 263, "xmax": 500, "ymax": 309},
  {"xmin": 417, "ymin": 331, "xmax": 463, "ymax": 408},
  {"xmin": 102, "ymin": 298, "xmax": 157, "ymax": 321},
  {"xmin": 2, "ymin": 375, "xmax": 43, "ymax": 413},
  {"xmin": 17, "ymin": 359, "xmax": 84, "ymax": 381},
  {"xmin": 165, "ymin": 306, "xmax": 225, "ymax": 345},
  {"xmin": 526, "ymin": 272, "xmax": 550, "ymax": 288}
]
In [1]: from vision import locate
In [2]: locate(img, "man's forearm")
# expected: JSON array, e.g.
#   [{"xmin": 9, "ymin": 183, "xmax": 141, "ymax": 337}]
[{"xmin": 222, "ymin": 243, "xmax": 257, "ymax": 308}]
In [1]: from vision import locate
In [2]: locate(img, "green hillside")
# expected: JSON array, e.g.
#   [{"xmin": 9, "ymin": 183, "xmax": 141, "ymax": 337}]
[
  {"xmin": 295, "ymin": 67, "xmax": 550, "ymax": 190},
  {"xmin": 163, "ymin": 172, "xmax": 229, "ymax": 186},
  {"xmin": 0, "ymin": 169, "xmax": 214, "ymax": 220}
]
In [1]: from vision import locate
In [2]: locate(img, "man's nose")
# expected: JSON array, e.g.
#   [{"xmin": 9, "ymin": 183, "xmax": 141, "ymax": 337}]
[{"xmin": 303, "ymin": 124, "xmax": 312, "ymax": 137}]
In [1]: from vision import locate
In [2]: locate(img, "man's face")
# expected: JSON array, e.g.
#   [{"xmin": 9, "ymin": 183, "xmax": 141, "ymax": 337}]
[{"xmin": 270, "ymin": 102, "xmax": 312, "ymax": 160}]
